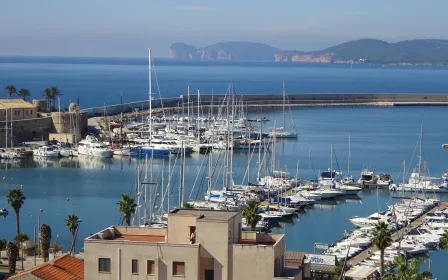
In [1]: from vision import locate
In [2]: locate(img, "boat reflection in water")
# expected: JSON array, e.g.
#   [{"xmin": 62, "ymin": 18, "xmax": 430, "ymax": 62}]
[{"xmin": 76, "ymin": 155, "xmax": 113, "ymax": 169}]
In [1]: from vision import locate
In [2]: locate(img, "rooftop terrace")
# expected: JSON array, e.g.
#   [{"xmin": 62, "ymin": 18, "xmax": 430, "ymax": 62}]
[
  {"xmin": 86, "ymin": 226, "xmax": 167, "ymax": 243},
  {"xmin": 169, "ymin": 208, "xmax": 240, "ymax": 221}
]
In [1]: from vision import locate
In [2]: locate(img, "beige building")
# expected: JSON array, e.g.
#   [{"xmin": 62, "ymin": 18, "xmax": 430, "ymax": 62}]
[
  {"xmin": 0, "ymin": 99, "xmax": 37, "ymax": 121},
  {"xmin": 84, "ymin": 209, "xmax": 302, "ymax": 280}
]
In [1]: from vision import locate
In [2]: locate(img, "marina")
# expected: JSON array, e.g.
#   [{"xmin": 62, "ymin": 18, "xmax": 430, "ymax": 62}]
[{"xmin": 2, "ymin": 59, "xmax": 448, "ymax": 278}]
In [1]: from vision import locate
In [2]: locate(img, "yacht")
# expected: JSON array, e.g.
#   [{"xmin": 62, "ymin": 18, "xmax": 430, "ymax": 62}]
[
  {"xmin": 112, "ymin": 147, "xmax": 131, "ymax": 156},
  {"xmin": 268, "ymin": 127, "xmax": 298, "ymax": 139},
  {"xmin": 349, "ymin": 212, "xmax": 392, "ymax": 228},
  {"xmin": 336, "ymin": 184, "xmax": 362, "ymax": 195},
  {"xmin": 377, "ymin": 174, "xmax": 393, "ymax": 187},
  {"xmin": 0, "ymin": 208, "xmax": 8, "ymax": 215},
  {"xmin": 33, "ymin": 146, "xmax": 60, "ymax": 158},
  {"xmin": 357, "ymin": 169, "xmax": 378, "ymax": 185},
  {"xmin": 78, "ymin": 135, "xmax": 113, "ymax": 158},
  {"xmin": 60, "ymin": 148, "xmax": 79, "ymax": 157}
]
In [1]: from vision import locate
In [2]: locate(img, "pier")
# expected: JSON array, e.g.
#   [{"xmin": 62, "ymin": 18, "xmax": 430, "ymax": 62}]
[
  {"xmin": 83, "ymin": 93, "xmax": 448, "ymax": 118},
  {"xmin": 346, "ymin": 202, "xmax": 448, "ymax": 267}
]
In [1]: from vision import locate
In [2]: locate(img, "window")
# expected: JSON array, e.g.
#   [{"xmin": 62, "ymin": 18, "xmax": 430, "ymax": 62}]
[
  {"xmin": 173, "ymin": 262, "xmax": 185, "ymax": 276},
  {"xmin": 132, "ymin": 259, "xmax": 138, "ymax": 274},
  {"xmin": 98, "ymin": 258, "xmax": 111, "ymax": 273},
  {"xmin": 147, "ymin": 260, "xmax": 155, "ymax": 275}
]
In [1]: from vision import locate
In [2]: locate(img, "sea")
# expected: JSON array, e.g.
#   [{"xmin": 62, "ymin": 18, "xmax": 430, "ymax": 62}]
[{"xmin": 1, "ymin": 57, "xmax": 448, "ymax": 277}]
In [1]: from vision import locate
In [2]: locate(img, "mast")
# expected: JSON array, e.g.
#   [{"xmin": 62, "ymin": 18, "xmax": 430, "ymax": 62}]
[
  {"xmin": 197, "ymin": 89, "xmax": 200, "ymax": 147},
  {"xmin": 330, "ymin": 144, "xmax": 333, "ymax": 179},
  {"xmin": 120, "ymin": 92, "xmax": 123, "ymax": 146},
  {"xmin": 348, "ymin": 134, "xmax": 351, "ymax": 175},
  {"xmin": 187, "ymin": 86, "xmax": 190, "ymax": 136},
  {"xmin": 5, "ymin": 106, "xmax": 7, "ymax": 149},
  {"xmin": 403, "ymin": 160, "xmax": 405, "ymax": 185},
  {"xmin": 230, "ymin": 88, "xmax": 235, "ymax": 191},
  {"xmin": 179, "ymin": 141, "xmax": 185, "ymax": 207},
  {"xmin": 167, "ymin": 154, "xmax": 171, "ymax": 211},
  {"xmin": 282, "ymin": 81, "xmax": 286, "ymax": 129},
  {"xmin": 148, "ymin": 48, "xmax": 152, "ymax": 144}
]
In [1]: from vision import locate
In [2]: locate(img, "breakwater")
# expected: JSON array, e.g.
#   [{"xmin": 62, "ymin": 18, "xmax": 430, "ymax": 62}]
[{"xmin": 83, "ymin": 93, "xmax": 448, "ymax": 117}]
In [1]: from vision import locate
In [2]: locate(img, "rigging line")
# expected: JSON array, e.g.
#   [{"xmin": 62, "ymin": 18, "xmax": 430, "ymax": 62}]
[
  {"xmin": 213, "ymin": 149, "xmax": 225, "ymax": 189},
  {"xmin": 188, "ymin": 152, "xmax": 209, "ymax": 200},
  {"xmin": 151, "ymin": 63, "xmax": 165, "ymax": 119},
  {"xmin": 406, "ymin": 132, "xmax": 422, "ymax": 178},
  {"xmin": 195, "ymin": 160, "xmax": 210, "ymax": 200},
  {"xmin": 241, "ymin": 143, "xmax": 258, "ymax": 184}
]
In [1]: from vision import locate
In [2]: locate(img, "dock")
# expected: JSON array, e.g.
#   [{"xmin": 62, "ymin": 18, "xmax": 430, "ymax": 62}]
[{"xmin": 346, "ymin": 202, "xmax": 448, "ymax": 267}]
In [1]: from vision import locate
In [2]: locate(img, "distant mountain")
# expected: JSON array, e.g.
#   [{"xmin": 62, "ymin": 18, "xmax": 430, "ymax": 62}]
[
  {"xmin": 275, "ymin": 39, "xmax": 448, "ymax": 65},
  {"xmin": 169, "ymin": 42, "xmax": 279, "ymax": 61}
]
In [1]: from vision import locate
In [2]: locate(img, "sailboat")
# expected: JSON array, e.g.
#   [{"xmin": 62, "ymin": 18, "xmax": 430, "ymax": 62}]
[
  {"xmin": 130, "ymin": 49, "xmax": 171, "ymax": 156},
  {"xmin": 341, "ymin": 134, "xmax": 355, "ymax": 185},
  {"xmin": 268, "ymin": 82, "xmax": 298, "ymax": 139},
  {"xmin": 389, "ymin": 122, "xmax": 447, "ymax": 193}
]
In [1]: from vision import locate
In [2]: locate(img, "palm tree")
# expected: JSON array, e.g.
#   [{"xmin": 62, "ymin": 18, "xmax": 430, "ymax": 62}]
[
  {"xmin": 440, "ymin": 230, "xmax": 448, "ymax": 252},
  {"xmin": 18, "ymin": 88, "xmax": 31, "ymax": 101},
  {"xmin": 5, "ymin": 85, "xmax": 17, "ymax": 98},
  {"xmin": 65, "ymin": 214, "xmax": 80, "ymax": 255},
  {"xmin": 382, "ymin": 256, "xmax": 432, "ymax": 280},
  {"xmin": 6, "ymin": 241, "xmax": 18, "ymax": 274},
  {"xmin": 42, "ymin": 88, "xmax": 53, "ymax": 110},
  {"xmin": 0, "ymin": 238, "xmax": 6, "ymax": 259},
  {"xmin": 117, "ymin": 194, "xmax": 137, "ymax": 226},
  {"xmin": 371, "ymin": 221, "xmax": 392, "ymax": 276},
  {"xmin": 14, "ymin": 233, "xmax": 29, "ymax": 270},
  {"xmin": 50, "ymin": 86, "xmax": 62, "ymax": 107},
  {"xmin": 242, "ymin": 200, "xmax": 262, "ymax": 231},
  {"xmin": 39, "ymin": 224, "xmax": 52, "ymax": 261},
  {"xmin": 6, "ymin": 188, "xmax": 26, "ymax": 235}
]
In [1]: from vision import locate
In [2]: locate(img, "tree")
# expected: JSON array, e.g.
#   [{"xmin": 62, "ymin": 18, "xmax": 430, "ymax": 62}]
[
  {"xmin": 50, "ymin": 86, "xmax": 62, "ymax": 107},
  {"xmin": 242, "ymin": 200, "xmax": 262, "ymax": 231},
  {"xmin": 371, "ymin": 221, "xmax": 392, "ymax": 276},
  {"xmin": 6, "ymin": 188, "xmax": 26, "ymax": 235},
  {"xmin": 440, "ymin": 230, "xmax": 448, "ymax": 252},
  {"xmin": 382, "ymin": 256, "xmax": 432, "ymax": 280},
  {"xmin": 0, "ymin": 238, "xmax": 6, "ymax": 259},
  {"xmin": 18, "ymin": 88, "xmax": 31, "ymax": 101},
  {"xmin": 6, "ymin": 241, "xmax": 18, "ymax": 274},
  {"xmin": 65, "ymin": 214, "xmax": 80, "ymax": 255},
  {"xmin": 5, "ymin": 85, "xmax": 17, "ymax": 98},
  {"xmin": 39, "ymin": 224, "xmax": 52, "ymax": 261},
  {"xmin": 14, "ymin": 233, "xmax": 29, "ymax": 270},
  {"xmin": 117, "ymin": 194, "xmax": 137, "ymax": 226},
  {"xmin": 42, "ymin": 88, "xmax": 53, "ymax": 110},
  {"xmin": 183, "ymin": 202, "xmax": 194, "ymax": 209}
]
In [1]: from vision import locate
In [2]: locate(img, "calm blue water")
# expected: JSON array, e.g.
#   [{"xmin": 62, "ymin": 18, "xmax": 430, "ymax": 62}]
[
  {"xmin": 1, "ymin": 58, "xmax": 448, "ymax": 277},
  {"xmin": 2, "ymin": 57, "xmax": 448, "ymax": 108}
]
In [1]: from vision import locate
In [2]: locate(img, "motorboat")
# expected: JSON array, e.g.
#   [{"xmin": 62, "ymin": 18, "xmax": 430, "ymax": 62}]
[
  {"xmin": 33, "ymin": 146, "xmax": 60, "ymax": 158},
  {"xmin": 112, "ymin": 147, "xmax": 131, "ymax": 156},
  {"xmin": 349, "ymin": 212, "xmax": 392, "ymax": 228},
  {"xmin": 0, "ymin": 208, "xmax": 8, "ymax": 215},
  {"xmin": 377, "ymin": 174, "xmax": 393, "ymax": 186},
  {"xmin": 268, "ymin": 127, "xmax": 298, "ymax": 139},
  {"xmin": 60, "ymin": 148, "xmax": 79, "ymax": 157},
  {"xmin": 78, "ymin": 135, "xmax": 113, "ymax": 158},
  {"xmin": 336, "ymin": 184, "xmax": 362, "ymax": 195},
  {"xmin": 341, "ymin": 175, "xmax": 355, "ymax": 185},
  {"xmin": 357, "ymin": 169, "xmax": 377, "ymax": 185}
]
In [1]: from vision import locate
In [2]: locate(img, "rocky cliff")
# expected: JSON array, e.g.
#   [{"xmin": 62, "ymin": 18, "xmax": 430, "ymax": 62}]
[{"xmin": 169, "ymin": 42, "xmax": 278, "ymax": 61}]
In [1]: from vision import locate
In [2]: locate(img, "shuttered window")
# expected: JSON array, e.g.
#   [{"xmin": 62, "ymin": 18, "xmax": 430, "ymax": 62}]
[
  {"xmin": 147, "ymin": 260, "xmax": 155, "ymax": 275},
  {"xmin": 173, "ymin": 261, "xmax": 185, "ymax": 276},
  {"xmin": 132, "ymin": 259, "xmax": 139, "ymax": 274},
  {"xmin": 98, "ymin": 258, "xmax": 111, "ymax": 272}
]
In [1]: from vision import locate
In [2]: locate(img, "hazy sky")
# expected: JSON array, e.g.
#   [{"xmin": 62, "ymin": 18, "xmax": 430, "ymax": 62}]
[{"xmin": 0, "ymin": 0, "xmax": 445, "ymax": 57}]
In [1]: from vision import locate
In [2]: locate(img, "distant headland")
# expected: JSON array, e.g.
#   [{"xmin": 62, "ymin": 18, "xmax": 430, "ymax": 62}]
[{"xmin": 169, "ymin": 39, "xmax": 448, "ymax": 66}]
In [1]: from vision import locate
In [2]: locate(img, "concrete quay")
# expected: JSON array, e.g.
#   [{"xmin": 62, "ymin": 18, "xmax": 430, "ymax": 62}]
[
  {"xmin": 346, "ymin": 202, "xmax": 448, "ymax": 267},
  {"xmin": 83, "ymin": 93, "xmax": 448, "ymax": 118}
]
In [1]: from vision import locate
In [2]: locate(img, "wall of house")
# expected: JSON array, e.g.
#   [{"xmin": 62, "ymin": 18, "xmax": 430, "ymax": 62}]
[
  {"xmin": 232, "ymin": 244, "xmax": 275, "ymax": 280},
  {"xmin": 84, "ymin": 241, "xmax": 199, "ymax": 280},
  {"xmin": 0, "ymin": 107, "xmax": 37, "ymax": 121},
  {"xmin": 196, "ymin": 220, "xmax": 232, "ymax": 280},
  {"xmin": 167, "ymin": 215, "xmax": 198, "ymax": 244}
]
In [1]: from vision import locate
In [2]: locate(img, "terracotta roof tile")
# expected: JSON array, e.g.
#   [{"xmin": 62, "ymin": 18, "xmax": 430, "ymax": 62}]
[{"xmin": 8, "ymin": 254, "xmax": 84, "ymax": 280}]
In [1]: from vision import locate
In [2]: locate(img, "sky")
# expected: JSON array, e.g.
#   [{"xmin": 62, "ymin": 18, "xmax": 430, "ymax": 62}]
[{"xmin": 0, "ymin": 0, "xmax": 446, "ymax": 58}]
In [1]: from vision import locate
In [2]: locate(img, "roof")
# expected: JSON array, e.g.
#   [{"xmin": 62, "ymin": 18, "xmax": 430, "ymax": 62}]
[
  {"xmin": 110, "ymin": 234, "xmax": 165, "ymax": 242},
  {"xmin": 8, "ymin": 254, "xmax": 84, "ymax": 280},
  {"xmin": 169, "ymin": 208, "xmax": 240, "ymax": 221},
  {"xmin": 345, "ymin": 266, "xmax": 379, "ymax": 278},
  {"xmin": 0, "ymin": 99, "xmax": 35, "ymax": 109},
  {"xmin": 284, "ymin": 251, "xmax": 305, "ymax": 269},
  {"xmin": 309, "ymin": 263, "xmax": 336, "ymax": 274}
]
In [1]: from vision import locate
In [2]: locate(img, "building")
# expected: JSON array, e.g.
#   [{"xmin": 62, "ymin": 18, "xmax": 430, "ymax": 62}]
[
  {"xmin": 84, "ymin": 209, "xmax": 302, "ymax": 280},
  {"xmin": 8, "ymin": 254, "xmax": 84, "ymax": 280},
  {"xmin": 0, "ymin": 99, "xmax": 37, "ymax": 121}
]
